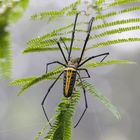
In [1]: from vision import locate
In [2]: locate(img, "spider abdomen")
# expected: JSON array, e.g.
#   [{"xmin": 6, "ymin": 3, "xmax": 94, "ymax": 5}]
[{"xmin": 63, "ymin": 67, "xmax": 77, "ymax": 97}]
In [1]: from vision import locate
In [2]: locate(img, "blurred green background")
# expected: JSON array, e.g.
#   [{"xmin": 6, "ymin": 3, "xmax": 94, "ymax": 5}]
[{"xmin": 0, "ymin": 0, "xmax": 140, "ymax": 140}]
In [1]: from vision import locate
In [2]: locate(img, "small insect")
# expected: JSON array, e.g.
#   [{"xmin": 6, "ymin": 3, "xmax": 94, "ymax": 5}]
[{"xmin": 42, "ymin": 11, "xmax": 109, "ymax": 128}]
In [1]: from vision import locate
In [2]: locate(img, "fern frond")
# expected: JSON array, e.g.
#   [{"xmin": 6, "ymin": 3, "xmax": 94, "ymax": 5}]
[
  {"xmin": 95, "ymin": 11, "xmax": 116, "ymax": 21},
  {"xmin": 28, "ymin": 25, "xmax": 73, "ymax": 44},
  {"xmin": 24, "ymin": 39, "xmax": 80, "ymax": 53},
  {"xmin": 108, "ymin": 0, "xmax": 140, "ymax": 8},
  {"xmin": 34, "ymin": 117, "xmax": 55, "ymax": 140},
  {"xmin": 95, "ymin": 6, "xmax": 140, "ymax": 21},
  {"xmin": 80, "ymin": 81, "xmax": 121, "ymax": 120},
  {"xmin": 11, "ymin": 77, "xmax": 36, "ymax": 86},
  {"xmin": 0, "ymin": 31, "xmax": 11, "ymax": 79},
  {"xmin": 95, "ymin": 0, "xmax": 105, "ymax": 6},
  {"xmin": 23, "ymin": 46, "xmax": 80, "ymax": 53},
  {"xmin": 66, "ymin": 9, "xmax": 77, "ymax": 16},
  {"xmin": 10, "ymin": 76, "xmax": 60, "ymax": 86},
  {"xmin": 84, "ymin": 60, "xmax": 136, "ymax": 68},
  {"xmin": 93, "ymin": 26, "xmax": 140, "ymax": 39},
  {"xmin": 0, "ymin": 0, "xmax": 29, "ymax": 79},
  {"xmin": 44, "ymin": 90, "xmax": 80, "ymax": 140},
  {"xmin": 31, "ymin": 0, "xmax": 80, "ymax": 20},
  {"xmin": 25, "ymin": 37, "xmax": 71, "ymax": 53},
  {"xmin": 25, "ymin": 36, "xmax": 83, "ymax": 53},
  {"xmin": 11, "ymin": 66, "xmax": 63, "ymax": 95},
  {"xmin": 27, "ymin": 22, "xmax": 87, "ymax": 45},
  {"xmin": 120, "ymin": 6, "xmax": 140, "ymax": 14},
  {"xmin": 93, "ymin": 18, "xmax": 140, "ymax": 30},
  {"xmin": 8, "ymin": 0, "xmax": 29, "ymax": 23},
  {"xmin": 87, "ymin": 38, "xmax": 140, "ymax": 49}
]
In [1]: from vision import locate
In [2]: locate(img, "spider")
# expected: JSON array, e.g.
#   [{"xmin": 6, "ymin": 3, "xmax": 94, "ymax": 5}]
[{"xmin": 41, "ymin": 11, "xmax": 109, "ymax": 128}]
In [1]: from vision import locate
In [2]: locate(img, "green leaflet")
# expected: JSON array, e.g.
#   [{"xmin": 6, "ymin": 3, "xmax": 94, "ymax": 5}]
[
  {"xmin": 8, "ymin": 0, "xmax": 29, "ymax": 23},
  {"xmin": 44, "ymin": 90, "xmax": 80, "ymax": 140},
  {"xmin": 84, "ymin": 60, "xmax": 136, "ymax": 68},
  {"xmin": 27, "ymin": 24, "xmax": 75, "ymax": 44},
  {"xmin": 11, "ymin": 66, "xmax": 63, "ymax": 95},
  {"xmin": 23, "ymin": 46, "xmax": 80, "ymax": 53},
  {"xmin": 11, "ymin": 77, "xmax": 36, "ymax": 86},
  {"xmin": 93, "ymin": 18, "xmax": 140, "ymax": 30},
  {"xmin": 34, "ymin": 117, "xmax": 55, "ymax": 140},
  {"xmin": 31, "ymin": 0, "xmax": 80, "ymax": 20},
  {"xmin": 95, "ymin": 0, "xmax": 105, "ymax": 6},
  {"xmin": 93, "ymin": 26, "xmax": 140, "ymax": 39},
  {"xmin": 87, "ymin": 38, "xmax": 140, "ymax": 49},
  {"xmin": 0, "ymin": 0, "xmax": 29, "ymax": 79},
  {"xmin": 24, "ymin": 37, "xmax": 80, "ymax": 53},
  {"xmin": 0, "ymin": 31, "xmax": 11, "ymax": 78},
  {"xmin": 107, "ymin": 0, "xmax": 140, "ymax": 8},
  {"xmin": 27, "ymin": 21, "xmax": 87, "ymax": 45},
  {"xmin": 81, "ymin": 81, "xmax": 121, "ymax": 120},
  {"xmin": 95, "ymin": 6, "xmax": 140, "ymax": 21}
]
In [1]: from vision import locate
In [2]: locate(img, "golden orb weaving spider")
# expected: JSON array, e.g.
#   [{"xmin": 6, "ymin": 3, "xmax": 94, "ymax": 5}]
[{"xmin": 42, "ymin": 11, "xmax": 109, "ymax": 128}]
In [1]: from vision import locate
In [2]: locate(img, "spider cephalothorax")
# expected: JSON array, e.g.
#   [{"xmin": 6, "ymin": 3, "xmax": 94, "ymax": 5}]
[
  {"xmin": 42, "ymin": 12, "xmax": 109, "ymax": 128},
  {"xmin": 68, "ymin": 57, "xmax": 80, "ymax": 68}
]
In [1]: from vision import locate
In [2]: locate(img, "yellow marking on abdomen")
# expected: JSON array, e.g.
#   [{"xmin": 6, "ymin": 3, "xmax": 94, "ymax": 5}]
[{"xmin": 64, "ymin": 67, "xmax": 76, "ymax": 96}]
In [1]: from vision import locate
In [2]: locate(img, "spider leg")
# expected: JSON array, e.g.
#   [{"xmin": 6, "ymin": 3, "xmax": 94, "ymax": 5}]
[
  {"xmin": 78, "ymin": 52, "xmax": 109, "ymax": 67},
  {"xmin": 78, "ymin": 17, "xmax": 95, "ymax": 64},
  {"xmin": 41, "ymin": 71, "xmax": 64, "ymax": 127},
  {"xmin": 68, "ymin": 12, "xmax": 79, "ymax": 61},
  {"xmin": 100, "ymin": 53, "xmax": 109, "ymax": 62},
  {"xmin": 74, "ymin": 72, "xmax": 88, "ymax": 128},
  {"xmin": 77, "ymin": 68, "xmax": 90, "ymax": 79},
  {"xmin": 60, "ymin": 37, "xmax": 69, "ymax": 55},
  {"xmin": 55, "ymin": 40, "xmax": 68, "ymax": 64},
  {"xmin": 45, "ymin": 61, "xmax": 66, "ymax": 73}
]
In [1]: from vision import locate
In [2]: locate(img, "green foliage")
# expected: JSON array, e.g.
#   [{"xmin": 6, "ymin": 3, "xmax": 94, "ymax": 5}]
[
  {"xmin": 93, "ymin": 18, "xmax": 140, "ymax": 30},
  {"xmin": 90, "ymin": 38, "xmax": 140, "ymax": 49},
  {"xmin": 11, "ymin": 66, "xmax": 63, "ymax": 95},
  {"xmin": 108, "ymin": 0, "xmax": 140, "ymax": 8},
  {"xmin": 12, "ymin": 0, "xmax": 139, "ymax": 140},
  {"xmin": 44, "ymin": 91, "xmax": 80, "ymax": 140},
  {"xmin": 31, "ymin": 0, "xmax": 80, "ymax": 21},
  {"xmin": 0, "ymin": 0, "xmax": 29, "ymax": 79},
  {"xmin": 24, "ymin": 37, "xmax": 80, "ymax": 53},
  {"xmin": 95, "ymin": 6, "xmax": 140, "ymax": 21},
  {"xmin": 80, "ymin": 81, "xmax": 121, "ymax": 120},
  {"xmin": 25, "ymin": 4, "xmax": 140, "ymax": 55},
  {"xmin": 0, "ymin": 31, "xmax": 11, "ymax": 78},
  {"xmin": 84, "ymin": 60, "xmax": 136, "ymax": 68},
  {"xmin": 11, "ymin": 59, "xmax": 135, "ymax": 95},
  {"xmin": 93, "ymin": 26, "xmax": 140, "ymax": 39}
]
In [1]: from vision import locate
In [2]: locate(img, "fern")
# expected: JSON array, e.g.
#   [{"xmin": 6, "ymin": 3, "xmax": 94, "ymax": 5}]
[
  {"xmin": 44, "ymin": 90, "xmax": 80, "ymax": 140},
  {"xmin": 24, "ymin": 37, "xmax": 80, "ymax": 53},
  {"xmin": 93, "ymin": 18, "xmax": 140, "ymax": 30},
  {"xmin": 0, "ymin": 0, "xmax": 29, "ymax": 78},
  {"xmin": 11, "ymin": 76, "xmax": 59, "ymax": 86},
  {"xmin": 0, "ymin": 31, "xmax": 11, "ymax": 78},
  {"xmin": 34, "ymin": 117, "xmax": 55, "ymax": 140},
  {"xmin": 93, "ymin": 26, "xmax": 140, "ymax": 39},
  {"xmin": 84, "ymin": 60, "xmax": 136, "ymax": 68},
  {"xmin": 27, "ymin": 21, "xmax": 87, "ymax": 45},
  {"xmin": 80, "ymin": 81, "xmax": 121, "ymax": 119},
  {"xmin": 95, "ymin": 0, "xmax": 105, "ymax": 6},
  {"xmin": 11, "ymin": 66, "xmax": 63, "ymax": 95},
  {"xmin": 34, "ymin": 78, "xmax": 123, "ymax": 140},
  {"xmin": 11, "ymin": 0, "xmax": 139, "ymax": 140},
  {"xmin": 108, "ymin": 0, "xmax": 140, "ymax": 8},
  {"xmin": 31, "ymin": 0, "xmax": 80, "ymax": 20},
  {"xmin": 95, "ymin": 6, "xmax": 140, "ymax": 21},
  {"xmin": 88, "ymin": 38, "xmax": 140, "ymax": 49}
]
